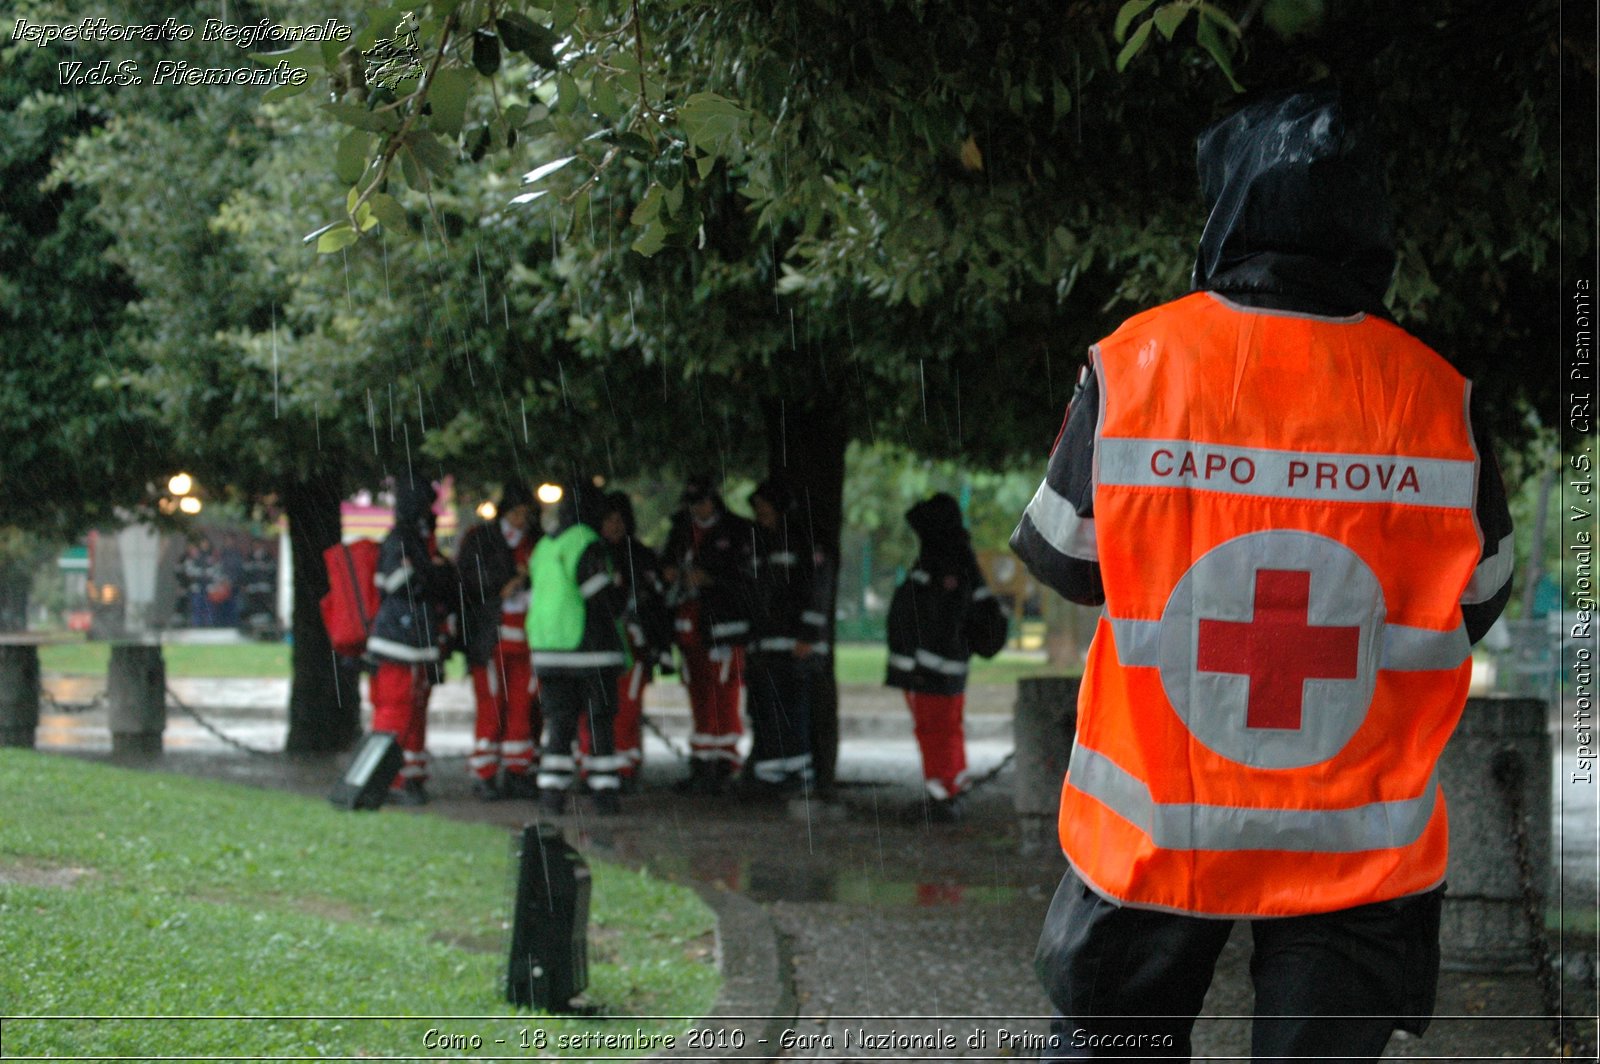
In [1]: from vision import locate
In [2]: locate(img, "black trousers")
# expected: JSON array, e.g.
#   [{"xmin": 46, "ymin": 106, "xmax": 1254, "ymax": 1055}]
[
  {"xmin": 745, "ymin": 652, "xmax": 814, "ymax": 784},
  {"xmin": 537, "ymin": 669, "xmax": 620, "ymax": 792},
  {"xmin": 1036, "ymin": 869, "xmax": 1442, "ymax": 1063}
]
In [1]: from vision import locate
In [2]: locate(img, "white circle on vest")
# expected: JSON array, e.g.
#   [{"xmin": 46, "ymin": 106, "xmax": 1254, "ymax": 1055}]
[{"xmin": 1157, "ymin": 530, "xmax": 1383, "ymax": 769}]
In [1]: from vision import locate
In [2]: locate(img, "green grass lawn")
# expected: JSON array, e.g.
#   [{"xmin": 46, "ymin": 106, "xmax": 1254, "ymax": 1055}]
[
  {"xmin": 0, "ymin": 750, "xmax": 717, "ymax": 1058},
  {"xmin": 39, "ymin": 639, "xmax": 1072, "ymax": 686},
  {"xmin": 39, "ymin": 639, "xmax": 291, "ymax": 678}
]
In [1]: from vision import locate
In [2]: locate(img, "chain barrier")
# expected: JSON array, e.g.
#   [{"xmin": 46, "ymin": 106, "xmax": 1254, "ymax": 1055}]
[
  {"xmin": 39, "ymin": 690, "xmax": 107, "ymax": 715},
  {"xmin": 960, "ymin": 749, "xmax": 1016, "ymax": 794},
  {"xmin": 163, "ymin": 684, "xmax": 277, "ymax": 758},
  {"xmin": 639, "ymin": 712, "xmax": 689, "ymax": 762},
  {"xmin": 1488, "ymin": 747, "xmax": 1584, "ymax": 1056}
]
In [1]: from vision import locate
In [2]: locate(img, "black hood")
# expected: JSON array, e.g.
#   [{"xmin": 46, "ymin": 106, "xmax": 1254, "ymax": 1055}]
[
  {"xmin": 906, "ymin": 493, "xmax": 978, "ymax": 578},
  {"xmin": 393, "ymin": 475, "xmax": 435, "ymax": 526},
  {"xmin": 556, "ymin": 481, "xmax": 608, "ymax": 533},
  {"xmin": 1192, "ymin": 88, "xmax": 1396, "ymax": 317}
]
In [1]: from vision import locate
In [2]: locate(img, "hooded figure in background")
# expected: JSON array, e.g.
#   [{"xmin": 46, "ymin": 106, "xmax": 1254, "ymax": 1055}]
[
  {"xmin": 456, "ymin": 481, "xmax": 543, "ymax": 801},
  {"xmin": 368, "ymin": 473, "xmax": 459, "ymax": 805},
  {"xmin": 662, "ymin": 473, "xmax": 756, "ymax": 795},
  {"xmin": 1012, "ymin": 88, "xmax": 1513, "ymax": 1061},
  {"xmin": 527, "ymin": 480, "xmax": 628, "ymax": 815},
  {"xmin": 884, "ymin": 493, "xmax": 1007, "ymax": 822},
  {"xmin": 740, "ymin": 475, "xmax": 835, "ymax": 799}
]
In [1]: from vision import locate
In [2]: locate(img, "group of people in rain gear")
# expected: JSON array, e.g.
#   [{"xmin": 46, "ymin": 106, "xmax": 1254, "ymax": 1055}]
[
  {"xmin": 357, "ymin": 468, "xmax": 1007, "ymax": 821},
  {"xmin": 364, "ymin": 475, "xmax": 661, "ymax": 815}
]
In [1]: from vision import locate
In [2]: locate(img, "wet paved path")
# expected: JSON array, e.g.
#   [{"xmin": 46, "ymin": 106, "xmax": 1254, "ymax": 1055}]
[{"xmin": 30, "ymin": 674, "xmax": 1596, "ymax": 1060}]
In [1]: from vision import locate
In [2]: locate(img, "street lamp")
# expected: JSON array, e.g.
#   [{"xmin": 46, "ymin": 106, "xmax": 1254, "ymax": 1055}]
[
  {"xmin": 167, "ymin": 472, "xmax": 194, "ymax": 496},
  {"xmin": 476, "ymin": 501, "xmax": 498, "ymax": 521},
  {"xmin": 536, "ymin": 483, "xmax": 564, "ymax": 505},
  {"xmin": 178, "ymin": 496, "xmax": 203, "ymax": 515}
]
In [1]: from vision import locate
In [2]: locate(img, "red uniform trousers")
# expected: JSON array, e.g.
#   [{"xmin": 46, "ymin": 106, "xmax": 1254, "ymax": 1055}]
[
  {"xmin": 579, "ymin": 661, "xmax": 648, "ymax": 778},
  {"xmin": 682, "ymin": 643, "xmax": 744, "ymax": 769},
  {"xmin": 903, "ymin": 690, "xmax": 968, "ymax": 799},
  {"xmin": 469, "ymin": 641, "xmax": 541, "ymax": 781},
  {"xmin": 371, "ymin": 662, "xmax": 433, "ymax": 787}
]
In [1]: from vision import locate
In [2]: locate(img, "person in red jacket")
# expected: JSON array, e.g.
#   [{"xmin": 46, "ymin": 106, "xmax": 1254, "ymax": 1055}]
[{"xmin": 456, "ymin": 482, "xmax": 542, "ymax": 801}]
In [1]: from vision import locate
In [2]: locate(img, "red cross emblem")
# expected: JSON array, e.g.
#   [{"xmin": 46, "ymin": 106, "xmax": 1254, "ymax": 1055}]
[{"xmin": 1195, "ymin": 569, "xmax": 1362, "ymax": 731}]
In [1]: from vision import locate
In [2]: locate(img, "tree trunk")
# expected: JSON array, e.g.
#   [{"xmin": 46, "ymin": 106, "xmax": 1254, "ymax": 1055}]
[
  {"xmin": 283, "ymin": 469, "xmax": 361, "ymax": 753},
  {"xmin": 0, "ymin": 568, "xmax": 28, "ymax": 633},
  {"xmin": 762, "ymin": 397, "xmax": 848, "ymax": 793}
]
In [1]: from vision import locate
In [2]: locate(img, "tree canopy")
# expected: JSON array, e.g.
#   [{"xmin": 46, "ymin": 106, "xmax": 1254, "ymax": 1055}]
[{"xmin": 2, "ymin": 0, "xmax": 1587, "ymax": 745}]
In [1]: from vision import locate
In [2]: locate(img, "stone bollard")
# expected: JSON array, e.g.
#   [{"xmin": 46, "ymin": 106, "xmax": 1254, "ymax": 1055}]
[
  {"xmin": 1013, "ymin": 676, "xmax": 1080, "ymax": 856},
  {"xmin": 108, "ymin": 643, "xmax": 167, "ymax": 757},
  {"xmin": 0, "ymin": 643, "xmax": 42, "ymax": 748},
  {"xmin": 1438, "ymin": 696, "xmax": 1552, "ymax": 972}
]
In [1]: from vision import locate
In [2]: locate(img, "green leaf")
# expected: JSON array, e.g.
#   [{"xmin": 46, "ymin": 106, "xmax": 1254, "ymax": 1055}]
[
  {"xmin": 551, "ymin": 0, "xmax": 578, "ymax": 33},
  {"xmin": 1115, "ymin": 19, "xmax": 1154, "ymax": 72},
  {"xmin": 407, "ymin": 131, "xmax": 455, "ymax": 174},
  {"xmin": 496, "ymin": 13, "xmax": 537, "ymax": 52},
  {"xmin": 252, "ymin": 42, "xmax": 322, "ymax": 69},
  {"xmin": 261, "ymin": 79, "xmax": 311, "ymax": 104},
  {"xmin": 465, "ymin": 124, "xmax": 492, "ymax": 162},
  {"xmin": 1114, "ymin": 0, "xmax": 1157, "ymax": 41},
  {"xmin": 354, "ymin": 3, "xmax": 408, "ymax": 50},
  {"xmin": 399, "ymin": 146, "xmax": 430, "ymax": 189},
  {"xmin": 472, "ymin": 30, "xmax": 501, "ymax": 76},
  {"xmin": 367, "ymin": 193, "xmax": 410, "ymax": 233},
  {"xmin": 316, "ymin": 224, "xmax": 359, "ymax": 254},
  {"xmin": 522, "ymin": 155, "xmax": 577, "ymax": 184},
  {"xmin": 334, "ymin": 130, "xmax": 371, "ymax": 185},
  {"xmin": 630, "ymin": 184, "xmax": 665, "ymax": 226},
  {"xmin": 1153, "ymin": 4, "xmax": 1188, "ymax": 40},
  {"xmin": 631, "ymin": 220, "xmax": 667, "ymax": 256},
  {"xmin": 321, "ymin": 102, "xmax": 395, "ymax": 133},
  {"xmin": 590, "ymin": 73, "xmax": 620, "ymax": 119},
  {"xmin": 557, "ymin": 74, "xmax": 582, "ymax": 114},
  {"xmin": 696, "ymin": 153, "xmax": 716, "ymax": 180},
  {"xmin": 1197, "ymin": 2, "xmax": 1243, "ymax": 37},
  {"xmin": 677, "ymin": 92, "xmax": 750, "ymax": 160},
  {"xmin": 1262, "ymin": 0, "xmax": 1326, "ymax": 39},
  {"xmin": 1052, "ymin": 80, "xmax": 1073, "ymax": 119},
  {"xmin": 1196, "ymin": 16, "xmax": 1245, "ymax": 91},
  {"xmin": 428, "ymin": 67, "xmax": 474, "ymax": 136}
]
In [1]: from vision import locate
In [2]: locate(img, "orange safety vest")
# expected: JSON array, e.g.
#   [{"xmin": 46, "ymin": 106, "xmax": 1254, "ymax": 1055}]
[{"xmin": 1061, "ymin": 292, "xmax": 1485, "ymax": 918}]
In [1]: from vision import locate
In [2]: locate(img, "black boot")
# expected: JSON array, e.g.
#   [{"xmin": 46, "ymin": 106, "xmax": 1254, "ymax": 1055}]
[{"xmin": 674, "ymin": 759, "xmax": 712, "ymax": 795}]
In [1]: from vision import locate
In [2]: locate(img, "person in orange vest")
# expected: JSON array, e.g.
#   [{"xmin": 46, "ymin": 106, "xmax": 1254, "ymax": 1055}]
[{"xmin": 1012, "ymin": 89, "xmax": 1514, "ymax": 1061}]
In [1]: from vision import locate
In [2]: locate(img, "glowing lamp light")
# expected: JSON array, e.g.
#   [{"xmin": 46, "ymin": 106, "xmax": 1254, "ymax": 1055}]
[
  {"xmin": 536, "ymin": 483, "xmax": 564, "ymax": 505},
  {"xmin": 168, "ymin": 472, "xmax": 194, "ymax": 496},
  {"xmin": 476, "ymin": 501, "xmax": 498, "ymax": 521},
  {"xmin": 179, "ymin": 496, "xmax": 203, "ymax": 515}
]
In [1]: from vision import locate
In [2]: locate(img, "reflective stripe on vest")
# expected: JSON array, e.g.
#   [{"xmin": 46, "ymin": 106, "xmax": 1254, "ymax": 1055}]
[{"xmin": 1063, "ymin": 292, "xmax": 1485, "ymax": 918}]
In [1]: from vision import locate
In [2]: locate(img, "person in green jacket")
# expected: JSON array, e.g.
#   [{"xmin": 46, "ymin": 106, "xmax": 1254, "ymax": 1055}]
[{"xmin": 528, "ymin": 481, "xmax": 629, "ymax": 815}]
